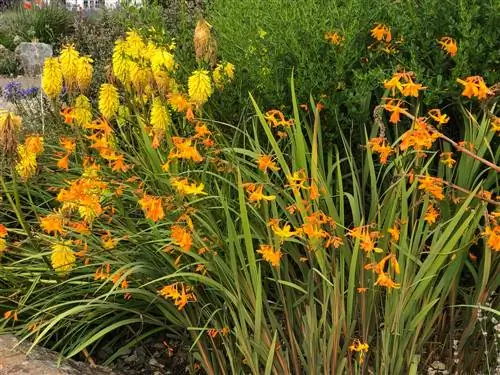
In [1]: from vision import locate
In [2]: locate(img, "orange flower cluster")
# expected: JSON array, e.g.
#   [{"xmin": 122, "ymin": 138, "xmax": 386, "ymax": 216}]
[
  {"xmin": 370, "ymin": 24, "xmax": 392, "ymax": 43},
  {"xmin": 207, "ymin": 327, "xmax": 230, "ymax": 338},
  {"xmin": 383, "ymin": 72, "xmax": 426, "ymax": 98},
  {"xmin": 400, "ymin": 118, "xmax": 440, "ymax": 156},
  {"xmin": 364, "ymin": 253, "xmax": 400, "ymax": 290},
  {"xmin": 170, "ymin": 225, "xmax": 192, "ymax": 252},
  {"xmin": 347, "ymin": 225, "xmax": 382, "ymax": 253},
  {"xmin": 168, "ymin": 137, "xmax": 204, "ymax": 163},
  {"xmin": 456, "ymin": 76, "xmax": 492, "ymax": 100},
  {"xmin": 95, "ymin": 263, "xmax": 129, "ymax": 290},
  {"xmin": 418, "ymin": 175, "xmax": 445, "ymax": 200},
  {"xmin": 256, "ymin": 154, "xmax": 280, "ymax": 173},
  {"xmin": 257, "ymin": 244, "xmax": 283, "ymax": 267},
  {"xmin": 57, "ymin": 164, "xmax": 108, "ymax": 223},
  {"xmin": 138, "ymin": 194, "xmax": 165, "ymax": 222},
  {"xmin": 368, "ymin": 137, "xmax": 392, "ymax": 164},
  {"xmin": 159, "ymin": 282, "xmax": 196, "ymax": 310}
]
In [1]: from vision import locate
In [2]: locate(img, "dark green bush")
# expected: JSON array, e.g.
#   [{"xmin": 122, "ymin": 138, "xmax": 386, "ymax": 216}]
[{"xmin": 207, "ymin": 0, "xmax": 500, "ymax": 144}]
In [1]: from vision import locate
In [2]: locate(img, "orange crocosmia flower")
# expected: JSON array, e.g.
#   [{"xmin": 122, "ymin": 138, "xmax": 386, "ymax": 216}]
[
  {"xmin": 138, "ymin": 195, "xmax": 164, "ymax": 222},
  {"xmin": 167, "ymin": 93, "xmax": 191, "ymax": 112},
  {"xmin": 456, "ymin": 76, "xmax": 492, "ymax": 100},
  {"xmin": 370, "ymin": 23, "xmax": 391, "ymax": 42},
  {"xmin": 270, "ymin": 222, "xmax": 297, "ymax": 239},
  {"xmin": 357, "ymin": 287, "xmax": 368, "ymax": 293},
  {"xmin": 483, "ymin": 225, "xmax": 500, "ymax": 252},
  {"xmin": 368, "ymin": 137, "xmax": 392, "ymax": 165},
  {"xmin": 257, "ymin": 244, "xmax": 283, "ymax": 267},
  {"xmin": 383, "ymin": 99, "xmax": 407, "ymax": 124},
  {"xmin": 60, "ymin": 108, "xmax": 75, "ymax": 124},
  {"xmin": 325, "ymin": 235, "xmax": 343, "ymax": 249},
  {"xmin": 374, "ymin": 272, "xmax": 400, "ymax": 289},
  {"xmin": 0, "ymin": 224, "xmax": 7, "ymax": 238},
  {"xmin": 428, "ymin": 109, "xmax": 449, "ymax": 125},
  {"xmin": 400, "ymin": 118, "xmax": 440, "ymax": 155},
  {"xmin": 111, "ymin": 154, "xmax": 130, "ymax": 172},
  {"xmin": 383, "ymin": 75, "xmax": 404, "ymax": 96},
  {"xmin": 388, "ymin": 225, "xmax": 400, "ymax": 242},
  {"xmin": 256, "ymin": 154, "xmax": 280, "ymax": 173},
  {"xmin": 40, "ymin": 213, "xmax": 66, "ymax": 236},
  {"xmin": 424, "ymin": 204, "xmax": 439, "ymax": 225},
  {"xmin": 60, "ymin": 138, "xmax": 76, "ymax": 153},
  {"xmin": 347, "ymin": 226, "xmax": 380, "ymax": 253},
  {"xmin": 194, "ymin": 122, "xmax": 212, "ymax": 138},
  {"xmin": 25, "ymin": 136, "xmax": 44, "ymax": 154},
  {"xmin": 440, "ymin": 152, "xmax": 456, "ymax": 168},
  {"xmin": 264, "ymin": 109, "xmax": 293, "ymax": 128},
  {"xmin": 244, "ymin": 183, "xmax": 276, "ymax": 203},
  {"xmin": 170, "ymin": 225, "xmax": 192, "ymax": 252},
  {"xmin": 324, "ymin": 31, "xmax": 344, "ymax": 46},
  {"xmin": 400, "ymin": 78, "xmax": 426, "ymax": 97},
  {"xmin": 418, "ymin": 175, "xmax": 444, "ymax": 200},
  {"xmin": 348, "ymin": 339, "xmax": 369, "ymax": 364},
  {"xmin": 438, "ymin": 37, "xmax": 458, "ymax": 57},
  {"xmin": 159, "ymin": 283, "xmax": 196, "ymax": 311},
  {"xmin": 57, "ymin": 153, "xmax": 70, "ymax": 170},
  {"xmin": 168, "ymin": 137, "xmax": 204, "ymax": 162}
]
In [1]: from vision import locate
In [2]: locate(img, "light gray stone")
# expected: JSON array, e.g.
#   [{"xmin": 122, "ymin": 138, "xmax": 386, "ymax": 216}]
[
  {"xmin": 14, "ymin": 42, "xmax": 53, "ymax": 77},
  {"xmin": 0, "ymin": 334, "xmax": 122, "ymax": 375}
]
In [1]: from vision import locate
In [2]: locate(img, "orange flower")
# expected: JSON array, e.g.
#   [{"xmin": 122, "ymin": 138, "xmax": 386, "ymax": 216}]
[
  {"xmin": 368, "ymin": 137, "xmax": 392, "ymax": 164},
  {"xmin": 370, "ymin": 24, "xmax": 392, "ymax": 42},
  {"xmin": 348, "ymin": 339, "xmax": 369, "ymax": 364},
  {"xmin": 483, "ymin": 224, "xmax": 500, "ymax": 251},
  {"xmin": 257, "ymin": 244, "xmax": 283, "ymax": 267},
  {"xmin": 170, "ymin": 225, "xmax": 192, "ymax": 252},
  {"xmin": 256, "ymin": 154, "xmax": 280, "ymax": 173},
  {"xmin": 428, "ymin": 109, "xmax": 449, "ymax": 125},
  {"xmin": 424, "ymin": 204, "xmax": 439, "ymax": 225},
  {"xmin": 388, "ymin": 225, "xmax": 399, "ymax": 242},
  {"xmin": 0, "ymin": 224, "xmax": 7, "ymax": 238},
  {"xmin": 159, "ymin": 283, "xmax": 196, "ymax": 310},
  {"xmin": 374, "ymin": 272, "xmax": 400, "ymax": 289},
  {"xmin": 456, "ymin": 76, "xmax": 491, "ymax": 100},
  {"xmin": 40, "ymin": 212, "xmax": 66, "ymax": 236},
  {"xmin": 400, "ymin": 118, "xmax": 440, "ymax": 156},
  {"xmin": 324, "ymin": 31, "xmax": 344, "ymax": 46},
  {"xmin": 139, "ymin": 195, "xmax": 164, "ymax": 222},
  {"xmin": 270, "ymin": 221, "xmax": 297, "ymax": 240},
  {"xmin": 111, "ymin": 154, "xmax": 130, "ymax": 172},
  {"xmin": 384, "ymin": 99, "xmax": 407, "ymax": 124},
  {"xmin": 438, "ymin": 37, "xmax": 458, "ymax": 57},
  {"xmin": 400, "ymin": 78, "xmax": 426, "ymax": 97},
  {"xmin": 440, "ymin": 152, "xmax": 456, "ymax": 168},
  {"xmin": 25, "ymin": 136, "xmax": 44, "ymax": 154},
  {"xmin": 244, "ymin": 183, "xmax": 276, "ymax": 203},
  {"xmin": 60, "ymin": 107, "xmax": 75, "ymax": 124},
  {"xmin": 418, "ymin": 175, "xmax": 444, "ymax": 200},
  {"xmin": 264, "ymin": 110, "xmax": 293, "ymax": 128},
  {"xmin": 168, "ymin": 137, "xmax": 204, "ymax": 162},
  {"xmin": 348, "ymin": 226, "xmax": 382, "ymax": 253}
]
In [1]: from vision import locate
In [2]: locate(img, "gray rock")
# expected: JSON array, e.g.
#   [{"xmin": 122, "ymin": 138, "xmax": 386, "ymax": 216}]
[
  {"xmin": 14, "ymin": 42, "xmax": 53, "ymax": 77},
  {"xmin": 0, "ymin": 334, "xmax": 122, "ymax": 375}
]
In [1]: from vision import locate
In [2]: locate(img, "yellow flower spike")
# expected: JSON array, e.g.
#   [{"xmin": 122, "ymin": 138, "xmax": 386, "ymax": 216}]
[
  {"xmin": 112, "ymin": 39, "xmax": 129, "ymax": 83},
  {"xmin": 188, "ymin": 70, "xmax": 212, "ymax": 105},
  {"xmin": 124, "ymin": 30, "xmax": 146, "ymax": 59},
  {"xmin": 15, "ymin": 144, "xmax": 37, "ymax": 180},
  {"xmin": 98, "ymin": 84, "xmax": 119, "ymax": 120},
  {"xmin": 41, "ymin": 57, "xmax": 63, "ymax": 99},
  {"xmin": 76, "ymin": 56, "xmax": 93, "ymax": 93},
  {"xmin": 51, "ymin": 240, "xmax": 76, "ymax": 273},
  {"xmin": 59, "ymin": 44, "xmax": 80, "ymax": 91},
  {"xmin": 224, "ymin": 62, "xmax": 235, "ymax": 80},
  {"xmin": 73, "ymin": 95, "xmax": 93, "ymax": 127}
]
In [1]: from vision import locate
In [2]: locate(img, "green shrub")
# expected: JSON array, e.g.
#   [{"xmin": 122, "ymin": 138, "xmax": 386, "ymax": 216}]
[
  {"xmin": 207, "ymin": 0, "xmax": 500, "ymax": 144},
  {"xmin": 0, "ymin": 3, "xmax": 75, "ymax": 47}
]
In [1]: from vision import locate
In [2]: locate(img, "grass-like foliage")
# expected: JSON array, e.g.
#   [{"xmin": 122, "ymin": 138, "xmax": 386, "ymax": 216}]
[{"xmin": 0, "ymin": 24, "xmax": 499, "ymax": 374}]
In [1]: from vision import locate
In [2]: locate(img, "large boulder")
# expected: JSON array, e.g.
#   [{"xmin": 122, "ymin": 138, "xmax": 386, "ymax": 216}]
[
  {"xmin": 14, "ymin": 42, "xmax": 53, "ymax": 77},
  {"xmin": 0, "ymin": 334, "xmax": 122, "ymax": 375}
]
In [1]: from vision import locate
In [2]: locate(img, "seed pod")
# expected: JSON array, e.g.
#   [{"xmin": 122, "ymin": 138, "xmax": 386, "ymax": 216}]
[
  {"xmin": 0, "ymin": 112, "xmax": 21, "ymax": 163},
  {"xmin": 194, "ymin": 18, "xmax": 217, "ymax": 66}
]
